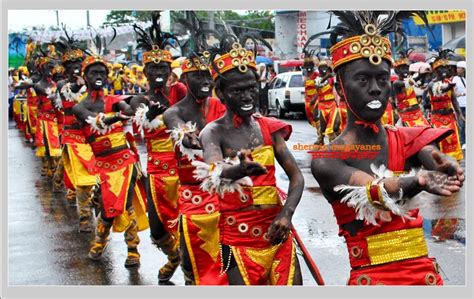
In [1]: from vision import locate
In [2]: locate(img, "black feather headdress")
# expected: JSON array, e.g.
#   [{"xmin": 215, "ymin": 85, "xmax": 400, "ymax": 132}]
[
  {"xmin": 55, "ymin": 25, "xmax": 86, "ymax": 63},
  {"xmin": 177, "ymin": 12, "xmax": 222, "ymax": 73},
  {"xmin": 316, "ymin": 11, "xmax": 431, "ymax": 70},
  {"xmin": 133, "ymin": 11, "xmax": 176, "ymax": 65},
  {"xmin": 430, "ymin": 48, "xmax": 454, "ymax": 70}
]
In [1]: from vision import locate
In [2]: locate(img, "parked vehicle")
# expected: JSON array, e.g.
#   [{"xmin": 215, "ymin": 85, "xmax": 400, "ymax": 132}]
[{"xmin": 267, "ymin": 71, "xmax": 305, "ymax": 118}]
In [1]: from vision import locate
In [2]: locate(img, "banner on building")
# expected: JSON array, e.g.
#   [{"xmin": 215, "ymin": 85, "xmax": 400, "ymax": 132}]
[
  {"xmin": 296, "ymin": 11, "xmax": 307, "ymax": 59},
  {"xmin": 413, "ymin": 10, "xmax": 466, "ymax": 25}
]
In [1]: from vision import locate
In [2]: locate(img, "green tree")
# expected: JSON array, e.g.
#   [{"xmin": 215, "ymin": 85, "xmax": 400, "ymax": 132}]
[{"xmin": 104, "ymin": 11, "xmax": 154, "ymax": 25}]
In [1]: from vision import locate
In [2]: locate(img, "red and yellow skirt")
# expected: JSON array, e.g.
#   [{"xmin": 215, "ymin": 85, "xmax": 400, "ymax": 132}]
[
  {"xmin": 347, "ymin": 257, "xmax": 443, "ymax": 285},
  {"xmin": 220, "ymin": 207, "xmax": 298, "ymax": 285},
  {"xmin": 62, "ymin": 131, "xmax": 98, "ymax": 189},
  {"xmin": 180, "ymin": 185, "xmax": 226, "ymax": 285},
  {"xmin": 399, "ymin": 108, "xmax": 430, "ymax": 127},
  {"xmin": 35, "ymin": 113, "xmax": 61, "ymax": 157},
  {"xmin": 96, "ymin": 150, "xmax": 148, "ymax": 232},
  {"xmin": 26, "ymin": 99, "xmax": 38, "ymax": 138},
  {"xmin": 431, "ymin": 113, "xmax": 463, "ymax": 161},
  {"xmin": 318, "ymin": 99, "xmax": 339, "ymax": 135},
  {"xmin": 148, "ymin": 152, "xmax": 180, "ymax": 237}
]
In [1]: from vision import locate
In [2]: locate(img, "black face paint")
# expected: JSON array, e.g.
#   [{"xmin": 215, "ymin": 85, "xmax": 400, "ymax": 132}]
[
  {"xmin": 219, "ymin": 69, "xmax": 259, "ymax": 117},
  {"xmin": 85, "ymin": 63, "xmax": 108, "ymax": 91},
  {"xmin": 64, "ymin": 60, "xmax": 83, "ymax": 79},
  {"xmin": 339, "ymin": 59, "xmax": 391, "ymax": 123},
  {"xmin": 318, "ymin": 65, "xmax": 330, "ymax": 77},
  {"xmin": 144, "ymin": 62, "xmax": 171, "ymax": 89},
  {"xmin": 185, "ymin": 71, "xmax": 214, "ymax": 102},
  {"xmin": 395, "ymin": 64, "xmax": 409, "ymax": 79}
]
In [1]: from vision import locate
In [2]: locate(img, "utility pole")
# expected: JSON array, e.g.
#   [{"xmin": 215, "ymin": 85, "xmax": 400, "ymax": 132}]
[
  {"xmin": 55, "ymin": 10, "xmax": 59, "ymax": 27},
  {"xmin": 86, "ymin": 10, "xmax": 90, "ymax": 27},
  {"xmin": 208, "ymin": 11, "xmax": 215, "ymax": 30}
]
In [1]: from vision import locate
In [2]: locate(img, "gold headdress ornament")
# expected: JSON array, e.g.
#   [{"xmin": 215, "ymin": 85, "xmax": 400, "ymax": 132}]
[
  {"xmin": 430, "ymin": 48, "xmax": 453, "ymax": 71},
  {"xmin": 176, "ymin": 12, "xmax": 222, "ymax": 75},
  {"xmin": 55, "ymin": 25, "xmax": 85, "ymax": 64},
  {"xmin": 182, "ymin": 51, "xmax": 213, "ymax": 74},
  {"xmin": 330, "ymin": 23, "xmax": 393, "ymax": 70},
  {"xmin": 52, "ymin": 64, "xmax": 65, "ymax": 76},
  {"xmin": 210, "ymin": 33, "xmax": 272, "ymax": 81},
  {"xmin": 393, "ymin": 48, "xmax": 413, "ymax": 68},
  {"xmin": 210, "ymin": 42, "xmax": 257, "ymax": 80},
  {"xmin": 319, "ymin": 11, "xmax": 431, "ymax": 71},
  {"xmin": 133, "ymin": 12, "xmax": 176, "ymax": 65}
]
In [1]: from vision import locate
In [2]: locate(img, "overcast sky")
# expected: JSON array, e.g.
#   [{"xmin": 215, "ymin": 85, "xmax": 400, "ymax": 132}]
[
  {"xmin": 8, "ymin": 10, "xmax": 111, "ymax": 31},
  {"xmin": 8, "ymin": 10, "xmax": 249, "ymax": 32}
]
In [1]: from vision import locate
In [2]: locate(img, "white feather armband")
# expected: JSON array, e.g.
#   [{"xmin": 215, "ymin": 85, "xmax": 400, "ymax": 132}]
[
  {"xmin": 61, "ymin": 83, "xmax": 86, "ymax": 102},
  {"xmin": 167, "ymin": 122, "xmax": 199, "ymax": 161},
  {"xmin": 85, "ymin": 113, "xmax": 112, "ymax": 135},
  {"xmin": 133, "ymin": 104, "xmax": 163, "ymax": 132},
  {"xmin": 53, "ymin": 90, "xmax": 63, "ymax": 110},
  {"xmin": 192, "ymin": 159, "xmax": 253, "ymax": 199},
  {"xmin": 333, "ymin": 164, "xmax": 415, "ymax": 226}
]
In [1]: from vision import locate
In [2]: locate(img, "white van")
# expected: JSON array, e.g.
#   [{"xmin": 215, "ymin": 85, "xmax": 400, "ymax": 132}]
[{"xmin": 267, "ymin": 71, "xmax": 305, "ymax": 118}]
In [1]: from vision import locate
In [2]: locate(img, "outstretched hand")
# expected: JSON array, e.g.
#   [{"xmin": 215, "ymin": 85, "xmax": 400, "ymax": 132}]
[
  {"xmin": 432, "ymin": 151, "xmax": 464, "ymax": 184},
  {"xmin": 417, "ymin": 170, "xmax": 462, "ymax": 196}
]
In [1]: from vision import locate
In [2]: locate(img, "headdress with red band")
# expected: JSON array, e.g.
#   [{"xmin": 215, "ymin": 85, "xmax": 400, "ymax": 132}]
[
  {"xmin": 133, "ymin": 12, "xmax": 176, "ymax": 66},
  {"xmin": 81, "ymin": 55, "xmax": 109, "ymax": 74},
  {"xmin": 393, "ymin": 48, "xmax": 414, "ymax": 68},
  {"xmin": 430, "ymin": 48, "xmax": 454, "ymax": 71},
  {"xmin": 318, "ymin": 11, "xmax": 431, "ymax": 131},
  {"xmin": 80, "ymin": 26, "xmax": 117, "ymax": 74},
  {"xmin": 54, "ymin": 25, "xmax": 86, "ymax": 64},
  {"xmin": 209, "ymin": 33, "xmax": 272, "ymax": 81},
  {"xmin": 322, "ymin": 11, "xmax": 430, "ymax": 72},
  {"xmin": 176, "ymin": 12, "xmax": 223, "ymax": 75}
]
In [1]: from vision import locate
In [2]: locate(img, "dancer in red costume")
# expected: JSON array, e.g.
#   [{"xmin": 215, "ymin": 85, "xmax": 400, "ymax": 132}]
[
  {"xmin": 426, "ymin": 49, "xmax": 464, "ymax": 161},
  {"xmin": 130, "ymin": 12, "xmax": 186, "ymax": 282},
  {"xmin": 302, "ymin": 53, "xmax": 320, "ymax": 134},
  {"xmin": 32, "ymin": 51, "xmax": 62, "ymax": 180},
  {"xmin": 311, "ymin": 11, "xmax": 463, "ymax": 285},
  {"xmin": 163, "ymin": 26, "xmax": 227, "ymax": 284},
  {"xmin": 392, "ymin": 49, "xmax": 430, "ymax": 127},
  {"xmin": 53, "ymin": 30, "xmax": 98, "ymax": 230},
  {"xmin": 73, "ymin": 52, "xmax": 148, "ymax": 268},
  {"xmin": 195, "ymin": 35, "xmax": 304, "ymax": 285},
  {"xmin": 314, "ymin": 58, "xmax": 341, "ymax": 144}
]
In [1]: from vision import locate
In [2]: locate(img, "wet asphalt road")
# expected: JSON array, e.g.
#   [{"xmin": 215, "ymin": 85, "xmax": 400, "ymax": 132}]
[{"xmin": 8, "ymin": 118, "xmax": 465, "ymax": 286}]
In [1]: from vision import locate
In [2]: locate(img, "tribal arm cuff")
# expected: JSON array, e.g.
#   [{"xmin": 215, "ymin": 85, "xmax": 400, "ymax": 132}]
[
  {"xmin": 85, "ymin": 112, "xmax": 112, "ymax": 135},
  {"xmin": 133, "ymin": 104, "xmax": 163, "ymax": 132},
  {"xmin": 192, "ymin": 160, "xmax": 253, "ymax": 199},
  {"xmin": 61, "ymin": 83, "xmax": 86, "ymax": 102},
  {"xmin": 333, "ymin": 163, "xmax": 415, "ymax": 226},
  {"xmin": 167, "ymin": 121, "xmax": 198, "ymax": 161}
]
